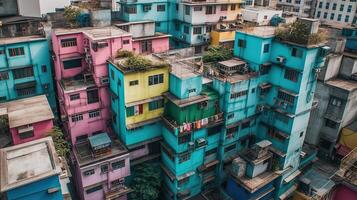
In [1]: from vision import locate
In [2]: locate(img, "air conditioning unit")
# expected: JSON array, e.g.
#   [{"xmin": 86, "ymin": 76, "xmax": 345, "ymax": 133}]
[
  {"xmin": 276, "ymin": 56, "xmax": 286, "ymax": 64},
  {"xmin": 188, "ymin": 142, "xmax": 195, "ymax": 150},
  {"xmin": 195, "ymin": 138, "xmax": 207, "ymax": 147},
  {"xmin": 220, "ymin": 16, "xmax": 227, "ymax": 21},
  {"xmin": 197, "ymin": 35, "xmax": 204, "ymax": 40},
  {"xmin": 100, "ymin": 77, "xmax": 109, "ymax": 85}
]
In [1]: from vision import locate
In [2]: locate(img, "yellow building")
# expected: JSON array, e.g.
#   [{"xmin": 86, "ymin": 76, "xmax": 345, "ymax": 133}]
[
  {"xmin": 338, "ymin": 121, "xmax": 357, "ymax": 152},
  {"xmin": 210, "ymin": 29, "xmax": 237, "ymax": 48}
]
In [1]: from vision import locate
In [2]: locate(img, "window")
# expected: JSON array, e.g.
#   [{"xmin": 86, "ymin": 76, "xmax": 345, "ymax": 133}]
[
  {"xmin": 267, "ymin": 127, "xmax": 286, "ymax": 142},
  {"xmin": 178, "ymin": 177, "xmax": 189, "ymax": 186},
  {"xmin": 207, "ymin": 125, "xmax": 222, "ymax": 136},
  {"xmin": 340, "ymin": 4, "xmax": 344, "ymax": 11},
  {"xmin": 227, "ymin": 126, "xmax": 238, "ymax": 136},
  {"xmin": 178, "ymin": 134, "xmax": 191, "ymax": 144},
  {"xmin": 176, "ymin": 3, "xmax": 179, "ymax": 11},
  {"xmin": 41, "ymin": 65, "xmax": 47, "ymax": 73},
  {"xmin": 188, "ymin": 88, "xmax": 196, "ymax": 93},
  {"xmin": 338, "ymin": 14, "xmax": 342, "ymax": 21},
  {"xmin": 148, "ymin": 99, "xmax": 164, "ymax": 111},
  {"xmin": 143, "ymin": 4, "xmax": 151, "ymax": 12},
  {"xmin": 70, "ymin": 94, "xmax": 80, "ymax": 101},
  {"xmin": 63, "ymin": 58, "xmax": 81, "ymax": 69},
  {"xmin": 206, "ymin": 5, "xmax": 216, "ymax": 14},
  {"xmin": 0, "ymin": 72, "xmax": 9, "ymax": 80},
  {"xmin": 325, "ymin": 118, "xmax": 337, "ymax": 129},
  {"xmin": 101, "ymin": 164, "xmax": 108, "ymax": 173},
  {"xmin": 87, "ymin": 89, "xmax": 99, "ymax": 104},
  {"xmin": 230, "ymin": 90, "xmax": 248, "ymax": 99},
  {"xmin": 318, "ymin": 2, "xmax": 322, "ymax": 8},
  {"xmin": 157, "ymin": 4, "xmax": 165, "ymax": 11},
  {"xmin": 0, "ymin": 96, "xmax": 6, "ymax": 102},
  {"xmin": 123, "ymin": 40, "xmax": 130, "ymax": 45},
  {"xmin": 277, "ymin": 90, "xmax": 295, "ymax": 104},
  {"xmin": 241, "ymin": 121, "xmax": 250, "ymax": 129},
  {"xmin": 325, "ymin": 2, "xmax": 330, "ymax": 9},
  {"xmin": 112, "ymin": 160, "xmax": 125, "ymax": 170},
  {"xmin": 184, "ymin": 26, "xmax": 189, "ymax": 34},
  {"xmin": 345, "ymin": 15, "xmax": 350, "ymax": 22},
  {"xmin": 129, "ymin": 80, "xmax": 139, "ymax": 86},
  {"xmin": 148, "ymin": 74, "xmax": 164, "ymax": 85},
  {"xmin": 231, "ymin": 4, "xmax": 236, "ymax": 10},
  {"xmin": 205, "ymin": 148, "xmax": 217, "ymax": 156},
  {"xmin": 179, "ymin": 152, "xmax": 190, "ymax": 163},
  {"xmin": 291, "ymin": 48, "xmax": 303, "ymax": 57},
  {"xmin": 111, "ymin": 69, "xmax": 114, "ymax": 80},
  {"xmin": 13, "ymin": 67, "xmax": 34, "ymax": 79},
  {"xmin": 329, "ymin": 96, "xmax": 342, "ymax": 107},
  {"xmin": 224, "ymin": 143, "xmax": 236, "ymax": 153},
  {"xmin": 8, "ymin": 47, "xmax": 24, "ymax": 57},
  {"xmin": 206, "ymin": 25, "xmax": 214, "ymax": 33},
  {"xmin": 263, "ymin": 44, "xmax": 270, "ymax": 53},
  {"xmin": 300, "ymin": 132, "xmax": 304, "ymax": 138},
  {"xmin": 238, "ymin": 39, "xmax": 246, "ymax": 48},
  {"xmin": 61, "ymin": 38, "xmax": 77, "ymax": 47},
  {"xmin": 185, "ymin": 5, "xmax": 190, "ymax": 15},
  {"xmin": 111, "ymin": 179, "xmax": 124, "ymax": 187},
  {"xmin": 323, "ymin": 12, "xmax": 328, "ymax": 19},
  {"xmin": 89, "ymin": 109, "xmax": 100, "ymax": 118},
  {"xmin": 316, "ymin": 11, "xmax": 321, "ymax": 18},
  {"xmin": 193, "ymin": 27, "xmax": 202, "ymax": 35},
  {"xmin": 330, "ymin": 13, "xmax": 335, "ymax": 20},
  {"xmin": 284, "ymin": 69, "xmax": 299, "ymax": 82},
  {"xmin": 19, "ymin": 130, "xmax": 34, "ymax": 139},
  {"xmin": 126, "ymin": 104, "xmax": 143, "ymax": 117},
  {"xmin": 194, "ymin": 6, "xmax": 202, "ymax": 11},
  {"xmin": 16, "ymin": 85, "xmax": 36, "ymax": 97},
  {"xmin": 221, "ymin": 5, "xmax": 228, "ymax": 11},
  {"xmin": 0, "ymin": 49, "xmax": 5, "ymax": 54},
  {"xmin": 125, "ymin": 5, "xmax": 137, "ymax": 14},
  {"xmin": 86, "ymin": 185, "xmax": 102, "ymax": 194},
  {"xmin": 332, "ymin": 3, "xmax": 337, "ymax": 10},
  {"xmin": 227, "ymin": 113, "xmax": 234, "ymax": 119},
  {"xmin": 83, "ymin": 169, "xmax": 95, "ymax": 176},
  {"xmin": 347, "ymin": 5, "xmax": 352, "ymax": 12},
  {"xmin": 71, "ymin": 114, "xmax": 83, "ymax": 122}
]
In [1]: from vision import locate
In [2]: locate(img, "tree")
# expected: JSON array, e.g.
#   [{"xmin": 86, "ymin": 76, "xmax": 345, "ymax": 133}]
[
  {"xmin": 129, "ymin": 163, "xmax": 161, "ymax": 200},
  {"xmin": 64, "ymin": 6, "xmax": 81, "ymax": 27},
  {"xmin": 202, "ymin": 45, "xmax": 232, "ymax": 63},
  {"xmin": 47, "ymin": 126, "xmax": 70, "ymax": 158},
  {"xmin": 0, "ymin": 115, "xmax": 9, "ymax": 136}
]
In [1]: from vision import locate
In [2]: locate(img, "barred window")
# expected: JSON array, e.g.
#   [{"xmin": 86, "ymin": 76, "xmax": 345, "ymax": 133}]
[
  {"xmin": 87, "ymin": 88, "xmax": 99, "ymax": 104},
  {"xmin": 148, "ymin": 74, "xmax": 164, "ymax": 85},
  {"xmin": 89, "ymin": 109, "xmax": 100, "ymax": 118},
  {"xmin": 129, "ymin": 80, "xmax": 139, "ymax": 86},
  {"xmin": 277, "ymin": 90, "xmax": 295, "ymax": 104},
  {"xmin": 8, "ymin": 47, "xmax": 24, "ymax": 57},
  {"xmin": 112, "ymin": 160, "xmax": 125, "ymax": 170},
  {"xmin": 148, "ymin": 99, "xmax": 164, "ymax": 111},
  {"xmin": 0, "ymin": 72, "xmax": 9, "ymax": 80},
  {"xmin": 230, "ymin": 90, "xmax": 248, "ymax": 99},
  {"xmin": 71, "ymin": 114, "xmax": 83, "ymax": 122},
  {"xmin": 205, "ymin": 148, "xmax": 217, "ymax": 156},
  {"xmin": 70, "ymin": 94, "xmax": 80, "ymax": 101},
  {"xmin": 157, "ymin": 5, "xmax": 165, "ymax": 11},
  {"xmin": 284, "ymin": 69, "xmax": 299, "ymax": 82},
  {"xmin": 13, "ymin": 67, "xmax": 34, "ymax": 79},
  {"xmin": 125, "ymin": 5, "xmax": 137, "ymax": 14},
  {"xmin": 61, "ymin": 38, "xmax": 77, "ymax": 47},
  {"xmin": 179, "ymin": 152, "xmax": 190, "ymax": 163},
  {"xmin": 17, "ymin": 87, "xmax": 36, "ymax": 96}
]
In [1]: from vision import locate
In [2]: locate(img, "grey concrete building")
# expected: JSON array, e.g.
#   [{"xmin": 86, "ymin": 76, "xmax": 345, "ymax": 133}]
[
  {"xmin": 314, "ymin": 0, "xmax": 357, "ymax": 26},
  {"xmin": 276, "ymin": 0, "xmax": 317, "ymax": 17},
  {"xmin": 0, "ymin": 0, "xmax": 18, "ymax": 17},
  {"xmin": 306, "ymin": 29, "xmax": 357, "ymax": 159}
]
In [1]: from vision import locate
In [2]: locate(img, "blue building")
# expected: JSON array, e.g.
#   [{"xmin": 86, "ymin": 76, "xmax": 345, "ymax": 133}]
[
  {"xmin": 0, "ymin": 137, "xmax": 63, "ymax": 200},
  {"xmin": 216, "ymin": 18, "xmax": 329, "ymax": 199},
  {"xmin": 0, "ymin": 35, "xmax": 57, "ymax": 115}
]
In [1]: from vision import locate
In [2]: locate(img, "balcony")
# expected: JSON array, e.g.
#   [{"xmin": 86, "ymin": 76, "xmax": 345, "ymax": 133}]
[
  {"xmin": 161, "ymin": 112, "xmax": 224, "ymax": 135},
  {"xmin": 60, "ymin": 73, "xmax": 95, "ymax": 91},
  {"xmin": 104, "ymin": 186, "xmax": 132, "ymax": 200}
]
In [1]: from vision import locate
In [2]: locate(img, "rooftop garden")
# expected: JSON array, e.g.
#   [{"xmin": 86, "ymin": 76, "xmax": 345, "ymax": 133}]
[
  {"xmin": 275, "ymin": 21, "xmax": 327, "ymax": 46},
  {"xmin": 114, "ymin": 50, "xmax": 168, "ymax": 71},
  {"xmin": 202, "ymin": 45, "xmax": 232, "ymax": 63}
]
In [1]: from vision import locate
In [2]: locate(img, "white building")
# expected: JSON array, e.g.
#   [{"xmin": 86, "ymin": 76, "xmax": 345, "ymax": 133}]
[
  {"xmin": 276, "ymin": 0, "xmax": 316, "ymax": 17},
  {"xmin": 242, "ymin": 6, "xmax": 283, "ymax": 25},
  {"xmin": 314, "ymin": 0, "xmax": 357, "ymax": 26},
  {"xmin": 17, "ymin": 0, "xmax": 71, "ymax": 17}
]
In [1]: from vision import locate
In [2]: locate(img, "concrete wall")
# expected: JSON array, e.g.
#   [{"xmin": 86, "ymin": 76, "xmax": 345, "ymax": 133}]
[
  {"xmin": 17, "ymin": 0, "xmax": 70, "ymax": 17},
  {"xmin": 339, "ymin": 56, "xmax": 357, "ymax": 78},
  {"xmin": 318, "ymin": 54, "xmax": 343, "ymax": 81},
  {"xmin": 90, "ymin": 9, "xmax": 111, "ymax": 27},
  {"xmin": 0, "ymin": 0, "xmax": 18, "ymax": 17},
  {"xmin": 10, "ymin": 119, "xmax": 53, "ymax": 145}
]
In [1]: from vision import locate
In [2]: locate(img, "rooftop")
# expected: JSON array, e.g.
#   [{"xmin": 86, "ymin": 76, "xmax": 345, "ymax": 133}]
[
  {"xmin": 0, "ymin": 35, "xmax": 46, "ymax": 45},
  {"xmin": 60, "ymin": 73, "xmax": 95, "ymax": 91},
  {"xmin": 326, "ymin": 78, "xmax": 357, "ymax": 92},
  {"xmin": 0, "ymin": 137, "xmax": 61, "ymax": 192},
  {"xmin": 73, "ymin": 134, "xmax": 128, "ymax": 167},
  {"xmin": 218, "ymin": 58, "xmax": 246, "ymax": 68},
  {"xmin": 237, "ymin": 26, "xmax": 276, "ymax": 38},
  {"xmin": 300, "ymin": 168, "xmax": 335, "ymax": 197},
  {"xmin": 231, "ymin": 171, "xmax": 280, "ymax": 193},
  {"xmin": 0, "ymin": 95, "xmax": 54, "ymax": 128},
  {"xmin": 54, "ymin": 26, "xmax": 131, "ymax": 40}
]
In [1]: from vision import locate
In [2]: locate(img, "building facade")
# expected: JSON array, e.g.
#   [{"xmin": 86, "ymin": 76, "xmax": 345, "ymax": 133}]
[
  {"xmin": 314, "ymin": 0, "xmax": 357, "ymax": 26},
  {"xmin": 0, "ymin": 95, "xmax": 54, "ymax": 145},
  {"xmin": 0, "ymin": 34, "xmax": 57, "ymax": 115},
  {"xmin": 276, "ymin": 0, "xmax": 316, "ymax": 17}
]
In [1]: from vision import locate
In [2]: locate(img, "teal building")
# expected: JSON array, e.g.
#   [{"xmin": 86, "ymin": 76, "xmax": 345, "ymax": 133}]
[{"xmin": 0, "ymin": 35, "xmax": 57, "ymax": 115}]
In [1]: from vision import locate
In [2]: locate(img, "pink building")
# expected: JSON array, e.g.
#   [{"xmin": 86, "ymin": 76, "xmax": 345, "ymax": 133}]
[
  {"xmin": 52, "ymin": 27, "xmax": 133, "ymax": 145},
  {"xmin": 0, "ymin": 95, "xmax": 54, "ymax": 145},
  {"xmin": 72, "ymin": 132, "xmax": 131, "ymax": 200}
]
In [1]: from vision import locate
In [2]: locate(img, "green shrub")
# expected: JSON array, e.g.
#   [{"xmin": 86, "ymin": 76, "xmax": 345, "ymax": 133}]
[
  {"xmin": 202, "ymin": 45, "xmax": 232, "ymax": 63},
  {"xmin": 116, "ymin": 50, "xmax": 134, "ymax": 58}
]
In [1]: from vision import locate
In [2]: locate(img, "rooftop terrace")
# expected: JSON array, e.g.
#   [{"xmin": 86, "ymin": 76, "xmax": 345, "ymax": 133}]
[
  {"xmin": 237, "ymin": 26, "xmax": 276, "ymax": 38},
  {"xmin": 0, "ymin": 137, "xmax": 61, "ymax": 192},
  {"xmin": 54, "ymin": 26, "xmax": 131, "ymax": 40},
  {"xmin": 0, "ymin": 95, "xmax": 54, "ymax": 128},
  {"xmin": 326, "ymin": 78, "xmax": 357, "ymax": 92},
  {"xmin": 60, "ymin": 73, "xmax": 95, "ymax": 91},
  {"xmin": 73, "ymin": 133, "xmax": 128, "ymax": 167}
]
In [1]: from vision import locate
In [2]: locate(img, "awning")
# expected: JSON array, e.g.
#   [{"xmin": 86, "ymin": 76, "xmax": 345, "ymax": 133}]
[
  {"xmin": 14, "ymin": 81, "xmax": 36, "ymax": 89},
  {"xmin": 160, "ymin": 163, "xmax": 175, "ymax": 181},
  {"xmin": 88, "ymin": 132, "xmax": 111, "ymax": 150},
  {"xmin": 284, "ymin": 170, "xmax": 301, "ymax": 183},
  {"xmin": 279, "ymin": 88, "xmax": 298, "ymax": 96},
  {"xmin": 177, "ymin": 171, "xmax": 195, "ymax": 181},
  {"xmin": 259, "ymin": 83, "xmax": 272, "ymax": 89}
]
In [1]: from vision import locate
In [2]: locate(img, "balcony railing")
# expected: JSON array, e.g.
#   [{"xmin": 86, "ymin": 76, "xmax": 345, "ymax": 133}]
[{"xmin": 162, "ymin": 112, "xmax": 224, "ymax": 135}]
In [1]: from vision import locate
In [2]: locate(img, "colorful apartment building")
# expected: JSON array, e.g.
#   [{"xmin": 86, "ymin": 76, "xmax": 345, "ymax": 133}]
[
  {"xmin": 51, "ymin": 26, "xmax": 133, "ymax": 145},
  {"xmin": 0, "ymin": 95, "xmax": 54, "ymax": 145},
  {"xmin": 72, "ymin": 132, "xmax": 131, "ymax": 200},
  {"xmin": 108, "ymin": 54, "xmax": 169, "ymax": 164},
  {"xmin": 0, "ymin": 35, "xmax": 57, "ymax": 115},
  {"xmin": 117, "ymin": 0, "xmax": 244, "ymax": 52},
  {"xmin": 0, "ymin": 137, "xmax": 63, "ymax": 200}
]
